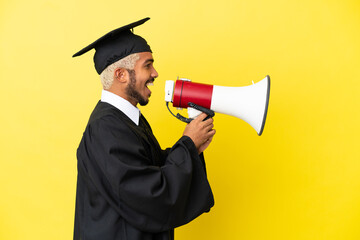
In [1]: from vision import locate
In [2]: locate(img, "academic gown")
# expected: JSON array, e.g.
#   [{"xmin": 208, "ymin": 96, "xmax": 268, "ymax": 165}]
[{"xmin": 74, "ymin": 101, "xmax": 214, "ymax": 240}]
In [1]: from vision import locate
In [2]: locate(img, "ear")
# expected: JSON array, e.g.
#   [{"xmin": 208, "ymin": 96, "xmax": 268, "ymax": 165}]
[{"xmin": 114, "ymin": 68, "xmax": 128, "ymax": 83}]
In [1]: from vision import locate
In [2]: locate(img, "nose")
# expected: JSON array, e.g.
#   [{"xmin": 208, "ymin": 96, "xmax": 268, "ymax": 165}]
[{"xmin": 151, "ymin": 67, "xmax": 159, "ymax": 79}]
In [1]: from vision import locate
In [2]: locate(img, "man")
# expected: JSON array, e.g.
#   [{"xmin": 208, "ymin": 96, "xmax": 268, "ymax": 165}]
[{"xmin": 72, "ymin": 17, "xmax": 216, "ymax": 240}]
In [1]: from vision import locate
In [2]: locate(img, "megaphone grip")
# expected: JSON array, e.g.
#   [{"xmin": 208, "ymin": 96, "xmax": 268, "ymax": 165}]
[{"xmin": 188, "ymin": 102, "xmax": 215, "ymax": 119}]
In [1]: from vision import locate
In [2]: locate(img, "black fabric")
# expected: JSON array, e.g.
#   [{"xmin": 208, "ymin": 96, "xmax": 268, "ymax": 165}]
[
  {"xmin": 74, "ymin": 101, "xmax": 214, "ymax": 240},
  {"xmin": 72, "ymin": 18, "xmax": 152, "ymax": 74}
]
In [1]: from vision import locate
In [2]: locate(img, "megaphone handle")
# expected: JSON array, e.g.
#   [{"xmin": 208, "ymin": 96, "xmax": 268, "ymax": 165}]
[
  {"xmin": 188, "ymin": 102, "xmax": 215, "ymax": 120},
  {"xmin": 187, "ymin": 107, "xmax": 203, "ymax": 119}
]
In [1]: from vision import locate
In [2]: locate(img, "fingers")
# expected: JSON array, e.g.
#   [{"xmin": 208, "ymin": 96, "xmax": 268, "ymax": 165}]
[
  {"xmin": 205, "ymin": 128, "xmax": 216, "ymax": 139},
  {"xmin": 206, "ymin": 134, "xmax": 215, "ymax": 144},
  {"xmin": 201, "ymin": 118, "xmax": 214, "ymax": 133},
  {"xmin": 203, "ymin": 118, "xmax": 214, "ymax": 128},
  {"xmin": 195, "ymin": 113, "xmax": 213, "ymax": 125},
  {"xmin": 184, "ymin": 112, "xmax": 216, "ymax": 152},
  {"xmin": 200, "ymin": 129, "xmax": 216, "ymax": 144},
  {"xmin": 197, "ymin": 131, "xmax": 216, "ymax": 154}
]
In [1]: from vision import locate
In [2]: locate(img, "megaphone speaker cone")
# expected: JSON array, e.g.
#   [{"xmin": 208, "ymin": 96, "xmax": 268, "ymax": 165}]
[{"xmin": 210, "ymin": 75, "xmax": 270, "ymax": 135}]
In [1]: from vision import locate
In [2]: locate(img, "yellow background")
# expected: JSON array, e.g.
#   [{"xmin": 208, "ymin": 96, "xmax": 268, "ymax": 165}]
[{"xmin": 1, "ymin": 0, "xmax": 359, "ymax": 239}]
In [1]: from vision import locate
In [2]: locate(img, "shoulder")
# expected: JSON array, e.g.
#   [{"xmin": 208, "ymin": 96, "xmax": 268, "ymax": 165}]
[
  {"xmin": 88, "ymin": 101, "xmax": 126, "ymax": 124},
  {"xmin": 78, "ymin": 102, "xmax": 152, "ymax": 166},
  {"xmin": 83, "ymin": 101, "xmax": 138, "ymax": 140}
]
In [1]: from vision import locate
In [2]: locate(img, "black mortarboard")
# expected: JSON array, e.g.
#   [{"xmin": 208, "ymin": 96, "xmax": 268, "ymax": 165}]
[{"xmin": 72, "ymin": 17, "xmax": 152, "ymax": 74}]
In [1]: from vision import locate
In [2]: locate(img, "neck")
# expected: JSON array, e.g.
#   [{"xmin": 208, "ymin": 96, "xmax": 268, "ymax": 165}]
[{"xmin": 106, "ymin": 87, "xmax": 138, "ymax": 107}]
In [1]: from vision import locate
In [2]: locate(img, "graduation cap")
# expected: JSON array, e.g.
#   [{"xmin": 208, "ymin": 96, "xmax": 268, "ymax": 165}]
[{"xmin": 73, "ymin": 17, "xmax": 152, "ymax": 74}]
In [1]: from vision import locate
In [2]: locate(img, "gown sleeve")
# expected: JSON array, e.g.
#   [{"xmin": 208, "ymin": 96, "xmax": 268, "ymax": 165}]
[{"xmin": 77, "ymin": 114, "xmax": 214, "ymax": 233}]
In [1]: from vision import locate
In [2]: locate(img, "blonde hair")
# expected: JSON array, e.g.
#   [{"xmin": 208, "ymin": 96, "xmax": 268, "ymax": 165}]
[{"xmin": 100, "ymin": 53, "xmax": 140, "ymax": 90}]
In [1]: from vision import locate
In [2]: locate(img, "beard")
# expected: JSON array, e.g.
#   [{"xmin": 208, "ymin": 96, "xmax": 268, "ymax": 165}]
[{"xmin": 125, "ymin": 69, "xmax": 149, "ymax": 106}]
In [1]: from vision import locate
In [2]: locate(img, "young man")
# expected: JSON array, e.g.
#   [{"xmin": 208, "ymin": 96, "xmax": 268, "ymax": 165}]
[{"xmin": 72, "ymin": 18, "xmax": 216, "ymax": 240}]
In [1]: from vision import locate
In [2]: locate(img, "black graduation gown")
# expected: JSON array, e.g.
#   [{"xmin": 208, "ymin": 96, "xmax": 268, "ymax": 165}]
[{"xmin": 74, "ymin": 101, "xmax": 214, "ymax": 240}]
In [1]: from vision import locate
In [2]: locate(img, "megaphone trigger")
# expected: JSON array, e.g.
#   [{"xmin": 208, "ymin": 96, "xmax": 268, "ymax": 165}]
[{"xmin": 188, "ymin": 102, "xmax": 215, "ymax": 121}]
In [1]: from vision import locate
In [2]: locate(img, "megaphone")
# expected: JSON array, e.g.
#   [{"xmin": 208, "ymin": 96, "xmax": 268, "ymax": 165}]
[{"xmin": 165, "ymin": 75, "xmax": 270, "ymax": 136}]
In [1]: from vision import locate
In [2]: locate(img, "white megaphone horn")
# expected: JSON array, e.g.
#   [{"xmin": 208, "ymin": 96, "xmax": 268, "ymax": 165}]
[{"xmin": 164, "ymin": 75, "xmax": 270, "ymax": 136}]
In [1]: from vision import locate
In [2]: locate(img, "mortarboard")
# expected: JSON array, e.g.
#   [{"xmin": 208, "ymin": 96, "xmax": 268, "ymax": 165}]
[{"xmin": 72, "ymin": 17, "xmax": 152, "ymax": 74}]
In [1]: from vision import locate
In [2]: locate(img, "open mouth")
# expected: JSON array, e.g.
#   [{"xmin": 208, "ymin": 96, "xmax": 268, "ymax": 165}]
[
  {"xmin": 145, "ymin": 79, "xmax": 154, "ymax": 96},
  {"xmin": 146, "ymin": 79, "xmax": 154, "ymax": 87}
]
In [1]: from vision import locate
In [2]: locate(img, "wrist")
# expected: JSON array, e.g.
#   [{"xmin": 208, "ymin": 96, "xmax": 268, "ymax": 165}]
[{"xmin": 181, "ymin": 135, "xmax": 199, "ymax": 154}]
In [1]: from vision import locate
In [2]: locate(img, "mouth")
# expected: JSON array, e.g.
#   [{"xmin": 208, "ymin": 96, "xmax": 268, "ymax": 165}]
[
  {"xmin": 145, "ymin": 79, "xmax": 154, "ymax": 95},
  {"xmin": 146, "ymin": 79, "xmax": 154, "ymax": 87}
]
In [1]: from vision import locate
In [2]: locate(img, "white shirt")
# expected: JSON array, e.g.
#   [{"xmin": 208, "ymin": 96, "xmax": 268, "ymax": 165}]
[{"xmin": 100, "ymin": 90, "xmax": 140, "ymax": 126}]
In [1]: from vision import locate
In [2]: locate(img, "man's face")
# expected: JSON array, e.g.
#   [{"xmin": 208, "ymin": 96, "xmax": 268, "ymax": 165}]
[{"xmin": 125, "ymin": 52, "xmax": 158, "ymax": 106}]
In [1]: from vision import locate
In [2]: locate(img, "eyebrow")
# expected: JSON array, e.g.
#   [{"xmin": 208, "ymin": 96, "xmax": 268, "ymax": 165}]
[{"xmin": 143, "ymin": 58, "xmax": 154, "ymax": 65}]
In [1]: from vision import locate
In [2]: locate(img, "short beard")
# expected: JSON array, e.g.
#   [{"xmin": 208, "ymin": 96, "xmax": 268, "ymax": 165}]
[{"xmin": 125, "ymin": 69, "xmax": 149, "ymax": 106}]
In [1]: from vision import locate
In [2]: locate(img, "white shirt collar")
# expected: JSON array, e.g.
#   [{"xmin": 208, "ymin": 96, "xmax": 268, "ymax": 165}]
[{"xmin": 100, "ymin": 90, "xmax": 140, "ymax": 125}]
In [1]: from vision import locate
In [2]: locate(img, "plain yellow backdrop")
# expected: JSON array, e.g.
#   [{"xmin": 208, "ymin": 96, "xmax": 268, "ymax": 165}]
[{"xmin": 1, "ymin": 0, "xmax": 359, "ymax": 239}]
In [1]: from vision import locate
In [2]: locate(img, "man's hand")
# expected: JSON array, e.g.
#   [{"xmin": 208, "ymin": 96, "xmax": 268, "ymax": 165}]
[{"xmin": 183, "ymin": 113, "xmax": 216, "ymax": 154}]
